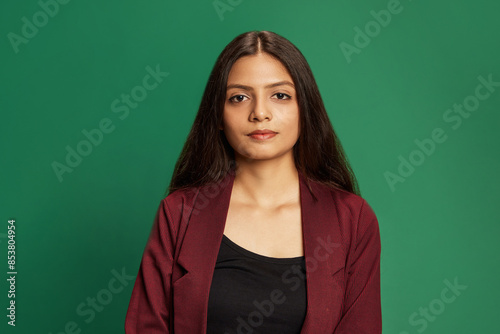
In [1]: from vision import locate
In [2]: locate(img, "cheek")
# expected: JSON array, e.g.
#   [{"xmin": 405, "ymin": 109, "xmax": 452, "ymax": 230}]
[
  {"xmin": 222, "ymin": 112, "xmax": 243, "ymax": 142},
  {"xmin": 280, "ymin": 110, "xmax": 300, "ymax": 137}
]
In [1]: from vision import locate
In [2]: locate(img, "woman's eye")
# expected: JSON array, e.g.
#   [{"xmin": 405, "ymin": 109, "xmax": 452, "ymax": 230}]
[
  {"xmin": 273, "ymin": 93, "xmax": 291, "ymax": 100},
  {"xmin": 229, "ymin": 95, "xmax": 248, "ymax": 103}
]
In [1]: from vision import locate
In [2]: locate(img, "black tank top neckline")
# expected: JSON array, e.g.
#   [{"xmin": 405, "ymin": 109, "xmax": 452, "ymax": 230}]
[{"xmin": 222, "ymin": 234, "xmax": 305, "ymax": 264}]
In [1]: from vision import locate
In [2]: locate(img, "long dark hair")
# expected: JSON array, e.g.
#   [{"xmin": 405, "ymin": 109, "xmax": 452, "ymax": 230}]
[{"xmin": 167, "ymin": 30, "xmax": 360, "ymax": 198}]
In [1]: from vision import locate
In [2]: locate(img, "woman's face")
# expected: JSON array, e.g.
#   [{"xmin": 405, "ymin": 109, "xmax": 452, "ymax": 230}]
[{"xmin": 221, "ymin": 52, "xmax": 300, "ymax": 162}]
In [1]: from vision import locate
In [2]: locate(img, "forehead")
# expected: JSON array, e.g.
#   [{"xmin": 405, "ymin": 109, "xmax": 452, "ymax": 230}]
[{"xmin": 227, "ymin": 53, "xmax": 293, "ymax": 86}]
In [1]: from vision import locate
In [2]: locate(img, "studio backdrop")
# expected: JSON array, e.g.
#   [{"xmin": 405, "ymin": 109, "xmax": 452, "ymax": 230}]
[{"xmin": 1, "ymin": 0, "xmax": 499, "ymax": 333}]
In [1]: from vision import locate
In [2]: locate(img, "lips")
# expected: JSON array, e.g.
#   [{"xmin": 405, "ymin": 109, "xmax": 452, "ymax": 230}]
[
  {"xmin": 247, "ymin": 129, "xmax": 277, "ymax": 140},
  {"xmin": 247, "ymin": 129, "xmax": 277, "ymax": 135}
]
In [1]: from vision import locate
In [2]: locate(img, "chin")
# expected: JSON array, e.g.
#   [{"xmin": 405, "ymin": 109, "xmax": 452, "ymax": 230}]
[{"xmin": 237, "ymin": 148, "xmax": 291, "ymax": 162}]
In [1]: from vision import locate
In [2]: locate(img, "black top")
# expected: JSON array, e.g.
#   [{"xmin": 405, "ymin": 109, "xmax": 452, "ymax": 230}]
[{"xmin": 206, "ymin": 234, "xmax": 307, "ymax": 334}]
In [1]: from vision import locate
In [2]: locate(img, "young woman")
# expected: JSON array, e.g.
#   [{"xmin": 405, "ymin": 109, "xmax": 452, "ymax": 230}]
[{"xmin": 125, "ymin": 30, "xmax": 382, "ymax": 333}]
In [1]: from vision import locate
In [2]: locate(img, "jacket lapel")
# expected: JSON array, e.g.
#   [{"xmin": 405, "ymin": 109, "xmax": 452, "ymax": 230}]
[
  {"xmin": 172, "ymin": 171, "xmax": 345, "ymax": 333},
  {"xmin": 298, "ymin": 173, "xmax": 346, "ymax": 333},
  {"xmin": 172, "ymin": 171, "xmax": 236, "ymax": 332}
]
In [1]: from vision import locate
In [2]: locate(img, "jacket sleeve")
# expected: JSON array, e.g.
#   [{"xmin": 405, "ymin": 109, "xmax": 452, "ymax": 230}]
[
  {"xmin": 125, "ymin": 198, "xmax": 176, "ymax": 333},
  {"xmin": 334, "ymin": 199, "xmax": 382, "ymax": 333}
]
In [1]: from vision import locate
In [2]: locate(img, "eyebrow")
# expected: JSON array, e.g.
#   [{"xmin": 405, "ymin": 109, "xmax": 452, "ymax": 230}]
[{"xmin": 226, "ymin": 80, "xmax": 295, "ymax": 91}]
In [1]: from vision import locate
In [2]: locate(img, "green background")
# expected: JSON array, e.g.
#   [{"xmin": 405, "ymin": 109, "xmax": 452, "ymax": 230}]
[{"xmin": 1, "ymin": 0, "xmax": 499, "ymax": 333}]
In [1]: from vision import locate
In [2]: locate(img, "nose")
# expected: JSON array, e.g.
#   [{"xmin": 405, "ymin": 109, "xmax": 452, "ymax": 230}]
[{"xmin": 249, "ymin": 96, "xmax": 272, "ymax": 122}]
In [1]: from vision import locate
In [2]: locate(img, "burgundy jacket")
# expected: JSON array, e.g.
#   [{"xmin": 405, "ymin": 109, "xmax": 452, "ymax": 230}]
[{"xmin": 125, "ymin": 171, "xmax": 382, "ymax": 333}]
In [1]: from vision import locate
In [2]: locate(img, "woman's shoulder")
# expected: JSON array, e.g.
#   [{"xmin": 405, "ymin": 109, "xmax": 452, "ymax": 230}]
[
  {"xmin": 309, "ymin": 178, "xmax": 378, "ymax": 229},
  {"xmin": 161, "ymin": 185, "xmax": 201, "ymax": 214},
  {"xmin": 308, "ymin": 178, "xmax": 369, "ymax": 209}
]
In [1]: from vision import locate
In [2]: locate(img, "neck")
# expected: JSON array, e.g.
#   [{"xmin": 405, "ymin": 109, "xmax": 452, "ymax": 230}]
[{"xmin": 232, "ymin": 151, "xmax": 300, "ymax": 208}]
